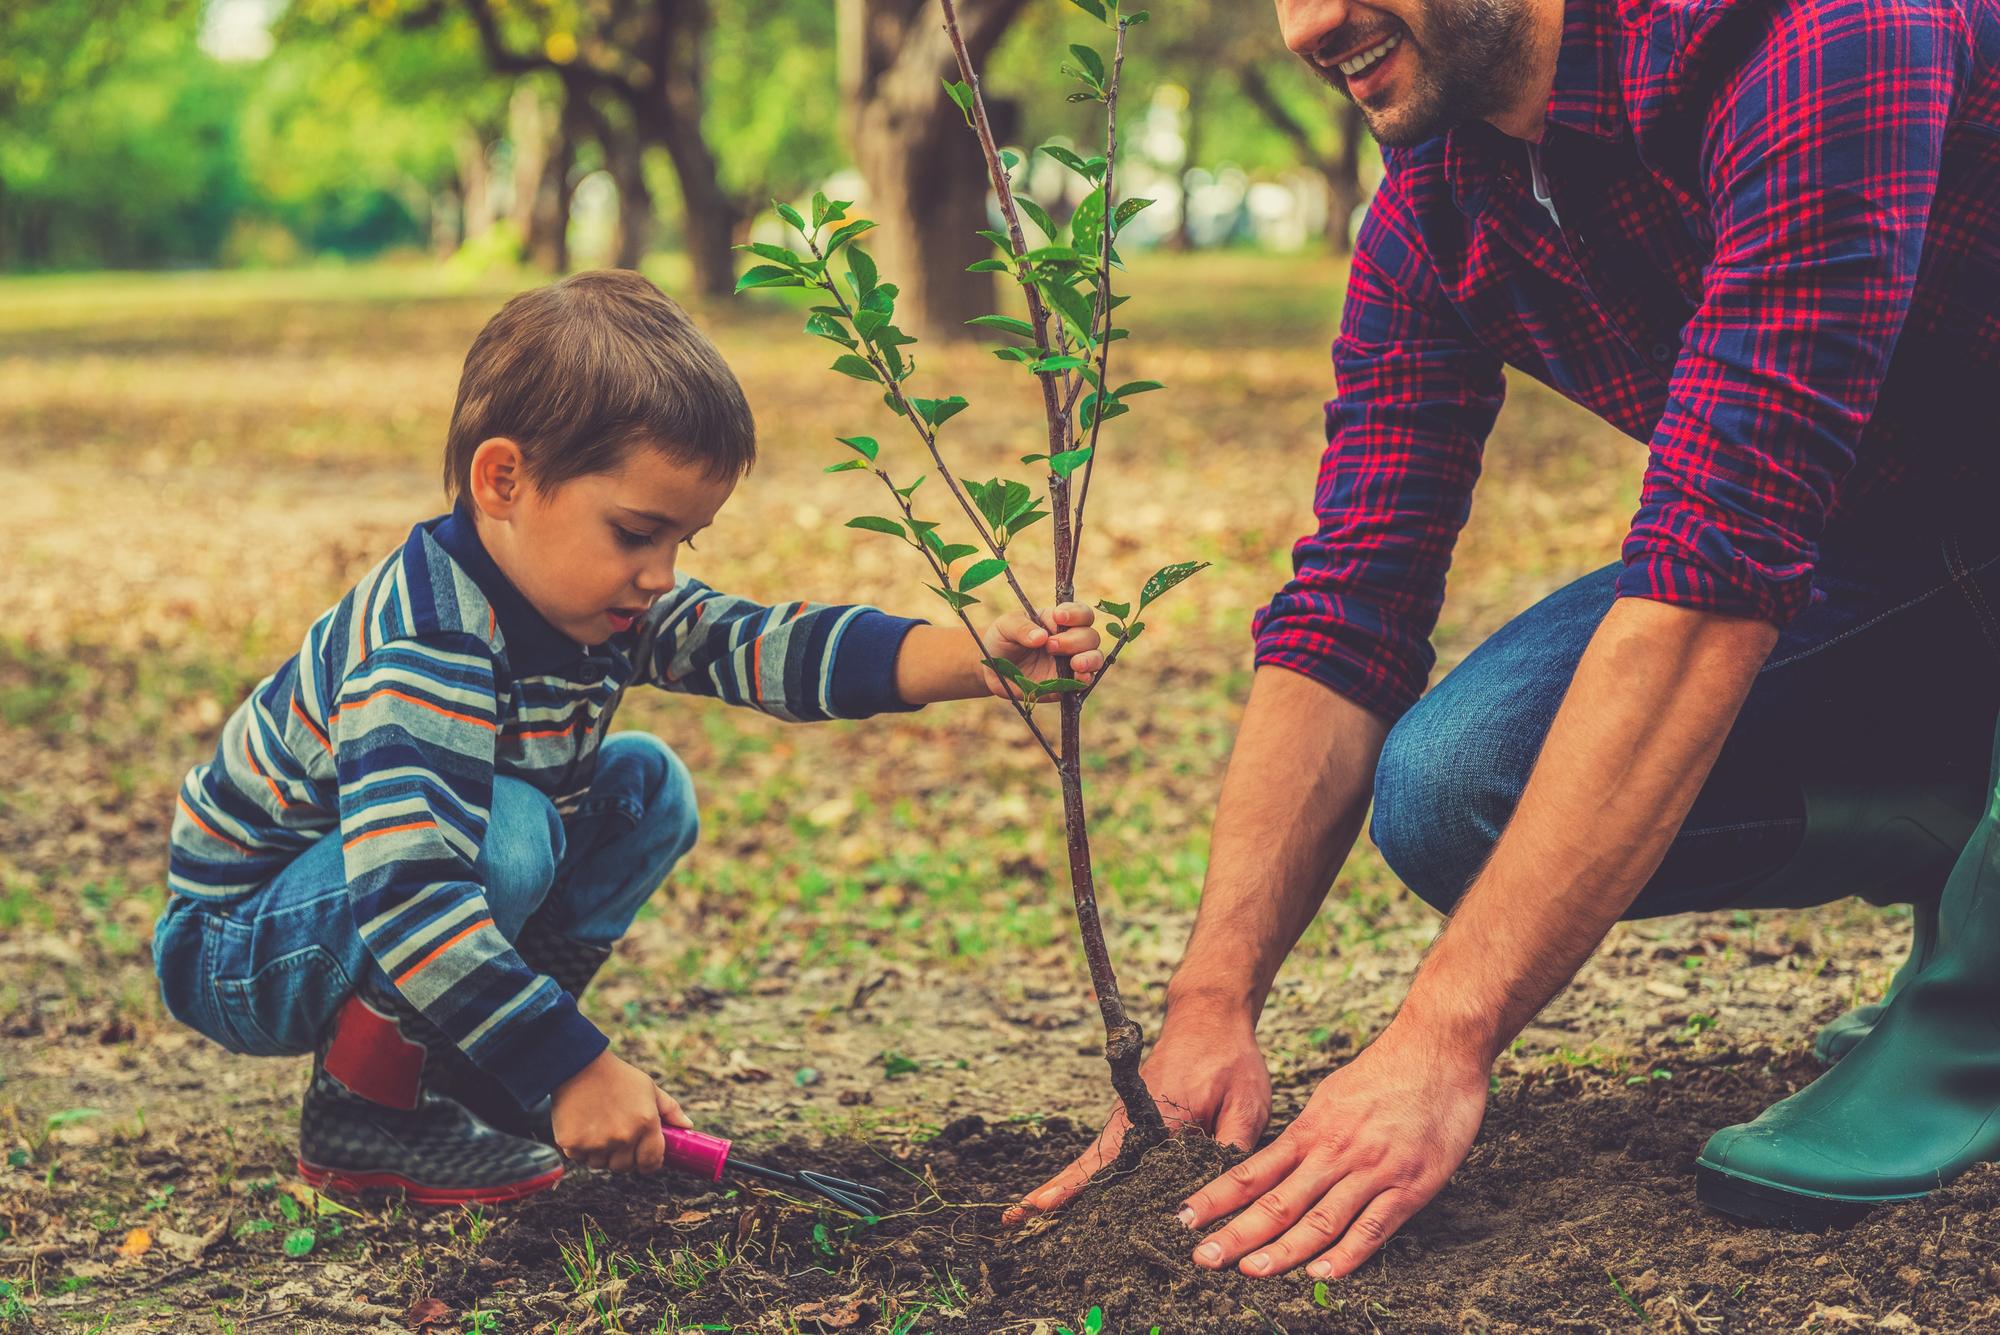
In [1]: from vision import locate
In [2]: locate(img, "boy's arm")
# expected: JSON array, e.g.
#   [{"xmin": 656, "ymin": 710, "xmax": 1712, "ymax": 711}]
[
  {"xmin": 631, "ymin": 578, "xmax": 923, "ymax": 720},
  {"xmin": 331, "ymin": 634, "xmax": 607, "ymax": 1109}
]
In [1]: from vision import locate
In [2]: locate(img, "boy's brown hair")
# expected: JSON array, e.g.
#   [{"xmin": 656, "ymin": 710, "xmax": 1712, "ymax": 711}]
[{"xmin": 444, "ymin": 270, "xmax": 756, "ymax": 501}]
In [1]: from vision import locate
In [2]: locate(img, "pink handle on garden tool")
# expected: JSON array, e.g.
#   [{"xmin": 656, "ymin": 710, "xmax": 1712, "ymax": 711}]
[{"xmin": 661, "ymin": 1124, "xmax": 732, "ymax": 1181}]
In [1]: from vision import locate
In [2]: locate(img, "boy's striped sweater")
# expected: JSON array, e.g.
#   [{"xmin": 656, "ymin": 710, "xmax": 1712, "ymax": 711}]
[{"xmin": 168, "ymin": 509, "xmax": 919, "ymax": 1107}]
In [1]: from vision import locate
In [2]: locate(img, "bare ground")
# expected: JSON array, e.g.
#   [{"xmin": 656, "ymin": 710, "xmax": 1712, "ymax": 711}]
[{"xmin": 0, "ymin": 258, "xmax": 1945, "ymax": 1332}]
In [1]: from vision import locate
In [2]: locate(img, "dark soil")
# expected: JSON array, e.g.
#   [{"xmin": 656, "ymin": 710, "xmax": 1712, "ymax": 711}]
[{"xmin": 415, "ymin": 1047, "xmax": 2000, "ymax": 1333}]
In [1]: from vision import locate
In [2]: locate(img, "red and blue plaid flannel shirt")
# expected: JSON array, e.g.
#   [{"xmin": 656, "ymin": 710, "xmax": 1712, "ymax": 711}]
[{"xmin": 1253, "ymin": 0, "xmax": 2000, "ymax": 721}]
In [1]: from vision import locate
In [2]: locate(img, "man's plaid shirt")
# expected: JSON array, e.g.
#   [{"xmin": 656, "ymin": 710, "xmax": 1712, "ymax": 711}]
[{"xmin": 1253, "ymin": 0, "xmax": 2000, "ymax": 721}]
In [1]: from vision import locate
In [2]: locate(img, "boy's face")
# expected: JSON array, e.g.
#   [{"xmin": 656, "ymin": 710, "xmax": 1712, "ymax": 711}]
[{"xmin": 472, "ymin": 439, "xmax": 738, "ymax": 646}]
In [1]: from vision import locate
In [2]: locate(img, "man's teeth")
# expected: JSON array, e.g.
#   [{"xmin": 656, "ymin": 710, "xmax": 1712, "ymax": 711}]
[{"xmin": 1339, "ymin": 32, "xmax": 1403, "ymax": 77}]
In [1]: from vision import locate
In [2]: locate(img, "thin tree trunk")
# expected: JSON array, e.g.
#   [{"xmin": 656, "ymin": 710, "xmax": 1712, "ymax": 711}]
[
  {"xmin": 604, "ymin": 122, "xmax": 655, "ymax": 271},
  {"xmin": 1170, "ymin": 78, "xmax": 1200, "ymax": 252},
  {"xmin": 1236, "ymin": 63, "xmax": 1368, "ymax": 256},
  {"xmin": 523, "ymin": 89, "xmax": 583, "ymax": 272},
  {"xmin": 650, "ymin": 104, "xmax": 738, "ymax": 296},
  {"xmin": 456, "ymin": 128, "xmax": 494, "ymax": 241}
]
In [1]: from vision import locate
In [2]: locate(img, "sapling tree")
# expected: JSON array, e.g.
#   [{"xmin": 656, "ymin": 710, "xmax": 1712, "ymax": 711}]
[{"xmin": 735, "ymin": 0, "xmax": 1197, "ymax": 1145}]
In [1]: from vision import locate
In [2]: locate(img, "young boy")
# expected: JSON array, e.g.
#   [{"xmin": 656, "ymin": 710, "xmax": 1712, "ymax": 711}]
[{"xmin": 152, "ymin": 270, "xmax": 1101, "ymax": 1204}]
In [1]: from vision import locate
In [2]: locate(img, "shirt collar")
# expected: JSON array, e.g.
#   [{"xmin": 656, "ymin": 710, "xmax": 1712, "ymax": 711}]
[
  {"xmin": 429, "ymin": 505, "xmax": 587, "ymax": 675},
  {"xmin": 1445, "ymin": 0, "xmax": 1625, "ymax": 214}
]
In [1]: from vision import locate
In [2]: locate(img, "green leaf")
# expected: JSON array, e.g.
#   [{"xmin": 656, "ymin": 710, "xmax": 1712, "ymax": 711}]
[
  {"xmin": 846, "ymin": 516, "xmax": 907, "ymax": 540},
  {"xmin": 838, "ymin": 435, "xmax": 879, "ymax": 461},
  {"xmin": 1084, "ymin": 400, "xmax": 1129, "ymax": 428},
  {"xmin": 1113, "ymin": 197, "xmax": 1155, "ymax": 231},
  {"xmin": 896, "ymin": 475, "xmax": 926, "ymax": 500},
  {"xmin": 1048, "ymin": 446, "xmax": 1093, "ymax": 477},
  {"xmin": 913, "ymin": 395, "xmax": 969, "ymax": 427},
  {"xmin": 1025, "ymin": 245, "xmax": 1080, "ymax": 266},
  {"xmin": 847, "ymin": 247, "xmax": 879, "ymax": 298},
  {"xmin": 830, "ymin": 354, "xmax": 880, "ymax": 383},
  {"xmin": 1067, "ymin": 44, "xmax": 1106, "ymax": 86},
  {"xmin": 1035, "ymin": 677, "xmax": 1089, "ymax": 694},
  {"xmin": 282, "ymin": 1228, "xmax": 316, "ymax": 1258},
  {"xmin": 804, "ymin": 312, "xmax": 854, "ymax": 346},
  {"xmin": 1042, "ymin": 145, "xmax": 1093, "ymax": 177},
  {"xmin": 775, "ymin": 200, "xmax": 806, "ymax": 234},
  {"xmin": 1000, "ymin": 148, "xmax": 1021, "ymax": 171},
  {"xmin": 977, "ymin": 228, "xmax": 1014, "ymax": 251},
  {"xmin": 1032, "ymin": 355, "xmax": 1090, "ymax": 374},
  {"xmin": 968, "ymin": 314, "xmax": 1035, "ymax": 339},
  {"xmin": 1019, "ymin": 452, "xmax": 1048, "ymax": 464},
  {"xmin": 824, "ymin": 219, "xmax": 878, "ymax": 258},
  {"xmin": 1140, "ymin": 560, "xmax": 1210, "ymax": 608},
  {"xmin": 276, "ymin": 1194, "xmax": 302, "ymax": 1224},
  {"xmin": 942, "ymin": 78, "xmax": 975, "ymax": 125},
  {"xmin": 1125, "ymin": 10, "xmax": 1150, "ymax": 24},
  {"xmin": 939, "ymin": 543, "xmax": 980, "ymax": 563},
  {"xmin": 967, "ymin": 258, "xmax": 1010, "ymax": 273},
  {"xmin": 735, "ymin": 264, "xmax": 802, "ymax": 293},
  {"xmin": 983, "ymin": 656, "xmax": 1036, "ymax": 690},
  {"xmin": 739, "ymin": 241, "xmax": 800, "ymax": 265},
  {"xmin": 1044, "ymin": 283, "xmax": 1097, "ymax": 341},
  {"xmin": 1113, "ymin": 380, "xmax": 1164, "ymax": 397},
  {"xmin": 927, "ymin": 584, "xmax": 980, "ymax": 611},
  {"xmin": 1067, "ymin": 0, "xmax": 1109, "ymax": 22},
  {"xmin": 1018, "ymin": 198, "xmax": 1059, "ymax": 242},
  {"xmin": 881, "ymin": 1051, "xmax": 922, "ymax": 1078},
  {"xmin": 1000, "ymin": 506, "xmax": 1049, "ymax": 541},
  {"xmin": 1070, "ymin": 188, "xmax": 1107, "ymax": 251},
  {"xmin": 1095, "ymin": 599, "xmax": 1131, "ymax": 619},
  {"xmin": 811, "ymin": 190, "xmax": 831, "ymax": 229},
  {"xmin": 994, "ymin": 346, "xmax": 1037, "ymax": 364},
  {"xmin": 823, "ymin": 459, "xmax": 866, "ymax": 473},
  {"xmin": 959, "ymin": 558, "xmax": 1009, "ymax": 591},
  {"xmin": 853, "ymin": 308, "xmax": 889, "ymax": 340}
]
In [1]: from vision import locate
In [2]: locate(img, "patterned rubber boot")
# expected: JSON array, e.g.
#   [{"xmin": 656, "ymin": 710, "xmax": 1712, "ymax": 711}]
[
  {"xmin": 422, "ymin": 918, "xmax": 616, "ymax": 1143},
  {"xmin": 1696, "ymin": 721, "xmax": 2000, "ymax": 1228},
  {"xmin": 296, "ymin": 990, "xmax": 564, "ymax": 1206}
]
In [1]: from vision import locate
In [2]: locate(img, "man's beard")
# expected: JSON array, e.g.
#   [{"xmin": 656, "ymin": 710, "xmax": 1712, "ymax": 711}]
[{"xmin": 1311, "ymin": 0, "xmax": 1535, "ymax": 147}]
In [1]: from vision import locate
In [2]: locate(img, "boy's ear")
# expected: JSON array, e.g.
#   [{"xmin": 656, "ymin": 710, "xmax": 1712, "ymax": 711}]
[{"xmin": 468, "ymin": 437, "xmax": 528, "ymax": 517}]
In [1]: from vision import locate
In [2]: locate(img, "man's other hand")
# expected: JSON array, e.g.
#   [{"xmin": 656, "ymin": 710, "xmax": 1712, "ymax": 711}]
[{"xmin": 1005, "ymin": 998, "xmax": 1272, "ymax": 1223}]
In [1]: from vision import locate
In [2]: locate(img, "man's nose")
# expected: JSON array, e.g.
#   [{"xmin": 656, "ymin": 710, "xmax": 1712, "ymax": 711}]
[{"xmin": 1276, "ymin": 0, "xmax": 1355, "ymax": 59}]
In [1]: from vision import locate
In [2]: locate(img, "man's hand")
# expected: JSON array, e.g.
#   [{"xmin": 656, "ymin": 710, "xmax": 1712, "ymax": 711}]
[
  {"xmin": 550, "ymin": 1050, "xmax": 694, "ymax": 1173},
  {"xmin": 1179, "ymin": 1020, "xmax": 1487, "ymax": 1279},
  {"xmin": 1006, "ymin": 999, "xmax": 1273, "ymax": 1223},
  {"xmin": 979, "ymin": 603, "xmax": 1103, "ymax": 697}
]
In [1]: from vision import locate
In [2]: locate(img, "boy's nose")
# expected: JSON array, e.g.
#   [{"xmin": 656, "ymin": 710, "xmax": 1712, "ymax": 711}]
[{"xmin": 635, "ymin": 558, "xmax": 677, "ymax": 595}]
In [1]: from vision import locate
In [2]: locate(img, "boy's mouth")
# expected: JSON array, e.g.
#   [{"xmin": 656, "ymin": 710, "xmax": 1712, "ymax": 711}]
[{"xmin": 605, "ymin": 606, "xmax": 646, "ymax": 633}]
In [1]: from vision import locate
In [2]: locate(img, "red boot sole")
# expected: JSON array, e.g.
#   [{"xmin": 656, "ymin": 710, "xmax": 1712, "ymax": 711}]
[{"xmin": 296, "ymin": 1157, "xmax": 564, "ymax": 1206}]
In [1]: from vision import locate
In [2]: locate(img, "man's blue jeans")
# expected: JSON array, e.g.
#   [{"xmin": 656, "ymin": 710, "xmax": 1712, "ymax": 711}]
[
  {"xmin": 1371, "ymin": 519, "xmax": 2000, "ymax": 919},
  {"xmin": 154, "ymin": 733, "xmax": 699, "ymax": 1057}
]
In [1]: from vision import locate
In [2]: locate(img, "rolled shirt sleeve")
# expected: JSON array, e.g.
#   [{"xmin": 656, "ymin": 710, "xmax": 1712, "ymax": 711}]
[{"xmin": 1254, "ymin": 171, "xmax": 1508, "ymax": 722}]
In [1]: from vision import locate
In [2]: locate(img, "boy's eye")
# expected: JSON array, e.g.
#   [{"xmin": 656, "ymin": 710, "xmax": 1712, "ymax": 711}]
[{"xmin": 613, "ymin": 526, "xmax": 656, "ymax": 550}]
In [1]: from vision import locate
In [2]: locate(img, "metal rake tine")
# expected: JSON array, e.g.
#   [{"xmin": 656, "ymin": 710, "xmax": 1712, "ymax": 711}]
[
  {"xmin": 798, "ymin": 1171, "xmax": 882, "ymax": 1216},
  {"xmin": 803, "ymin": 1168, "xmax": 887, "ymax": 1198}
]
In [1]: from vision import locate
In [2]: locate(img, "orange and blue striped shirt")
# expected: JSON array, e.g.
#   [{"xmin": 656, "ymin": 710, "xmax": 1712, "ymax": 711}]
[{"xmin": 168, "ymin": 508, "xmax": 918, "ymax": 1105}]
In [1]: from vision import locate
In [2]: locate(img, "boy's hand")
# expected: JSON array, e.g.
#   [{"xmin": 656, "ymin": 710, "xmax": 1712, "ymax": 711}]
[
  {"xmin": 550, "ymin": 1050, "xmax": 694, "ymax": 1173},
  {"xmin": 980, "ymin": 603, "xmax": 1104, "ymax": 698}
]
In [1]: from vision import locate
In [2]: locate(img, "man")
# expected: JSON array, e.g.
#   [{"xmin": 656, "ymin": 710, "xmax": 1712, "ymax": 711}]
[{"xmin": 1012, "ymin": 0, "xmax": 2000, "ymax": 1282}]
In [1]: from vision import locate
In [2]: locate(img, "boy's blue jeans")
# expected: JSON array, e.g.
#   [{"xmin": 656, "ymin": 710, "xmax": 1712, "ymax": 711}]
[
  {"xmin": 1371, "ymin": 518, "xmax": 2000, "ymax": 919},
  {"xmin": 154, "ymin": 733, "xmax": 698, "ymax": 1058}
]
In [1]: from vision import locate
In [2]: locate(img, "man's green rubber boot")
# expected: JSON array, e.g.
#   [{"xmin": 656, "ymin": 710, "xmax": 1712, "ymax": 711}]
[
  {"xmin": 1741, "ymin": 786, "xmax": 1973, "ymax": 1065},
  {"xmin": 1696, "ymin": 722, "xmax": 2000, "ymax": 1228},
  {"xmin": 1810, "ymin": 900, "xmax": 1939, "ymax": 1064}
]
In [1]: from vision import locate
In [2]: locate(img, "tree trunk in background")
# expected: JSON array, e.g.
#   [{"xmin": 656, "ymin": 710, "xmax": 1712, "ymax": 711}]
[
  {"xmin": 602, "ymin": 119, "xmax": 656, "ymax": 272},
  {"xmin": 524, "ymin": 89, "xmax": 583, "ymax": 272},
  {"xmin": 1236, "ymin": 63, "xmax": 1369, "ymax": 256},
  {"xmin": 1171, "ymin": 78, "xmax": 1201, "ymax": 252},
  {"xmin": 644, "ymin": 0, "xmax": 741, "ymax": 297},
  {"xmin": 838, "ymin": 0, "xmax": 1027, "ymax": 341},
  {"xmin": 456, "ymin": 128, "xmax": 494, "ymax": 241}
]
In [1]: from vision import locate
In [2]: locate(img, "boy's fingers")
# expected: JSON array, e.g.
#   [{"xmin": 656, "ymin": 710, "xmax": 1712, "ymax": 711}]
[
  {"xmin": 636, "ymin": 1123, "xmax": 666, "ymax": 1176},
  {"xmin": 1050, "ymin": 603, "xmax": 1094, "ymax": 626},
  {"xmin": 657, "ymin": 1087, "xmax": 694, "ymax": 1130}
]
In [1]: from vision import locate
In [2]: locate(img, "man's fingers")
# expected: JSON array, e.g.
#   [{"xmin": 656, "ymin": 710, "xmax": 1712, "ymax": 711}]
[
  {"xmin": 1213, "ymin": 1096, "xmax": 1268, "ymax": 1153},
  {"xmin": 1190, "ymin": 1152, "xmax": 1336, "ymax": 1271},
  {"xmin": 1242, "ymin": 1173, "xmax": 1375, "ymax": 1277},
  {"xmin": 1310, "ymin": 1187, "xmax": 1426, "ymax": 1278},
  {"xmin": 1050, "ymin": 602, "xmax": 1094, "ymax": 627},
  {"xmin": 1005, "ymin": 1110, "xmax": 1127, "ymax": 1224},
  {"xmin": 1180, "ymin": 1133, "xmax": 1302, "ymax": 1230}
]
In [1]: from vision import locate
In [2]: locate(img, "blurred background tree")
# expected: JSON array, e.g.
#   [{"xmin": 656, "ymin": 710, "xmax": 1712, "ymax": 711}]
[{"xmin": 0, "ymin": 0, "xmax": 1377, "ymax": 288}]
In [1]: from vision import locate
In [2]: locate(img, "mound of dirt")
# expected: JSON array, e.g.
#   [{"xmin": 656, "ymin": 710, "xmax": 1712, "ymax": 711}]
[{"xmin": 409, "ymin": 1050, "xmax": 2000, "ymax": 1332}]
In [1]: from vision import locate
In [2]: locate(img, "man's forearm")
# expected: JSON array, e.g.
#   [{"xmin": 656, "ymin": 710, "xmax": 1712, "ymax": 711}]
[
  {"xmin": 1398, "ymin": 597, "xmax": 1779, "ymax": 1061},
  {"xmin": 1168, "ymin": 666, "xmax": 1390, "ymax": 1021}
]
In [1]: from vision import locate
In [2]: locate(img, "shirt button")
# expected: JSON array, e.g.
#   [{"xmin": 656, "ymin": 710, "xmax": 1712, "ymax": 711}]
[{"xmin": 1650, "ymin": 343, "xmax": 1674, "ymax": 364}]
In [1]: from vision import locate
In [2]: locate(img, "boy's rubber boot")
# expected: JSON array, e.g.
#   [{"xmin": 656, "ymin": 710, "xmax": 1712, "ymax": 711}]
[
  {"xmin": 296, "ymin": 989, "xmax": 565, "ymax": 1206},
  {"xmin": 1736, "ymin": 785, "xmax": 1976, "ymax": 1065},
  {"xmin": 1810, "ymin": 899, "xmax": 1940, "ymax": 1065},
  {"xmin": 1696, "ymin": 723, "xmax": 2000, "ymax": 1229},
  {"xmin": 421, "ymin": 918, "xmax": 616, "ymax": 1142}
]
